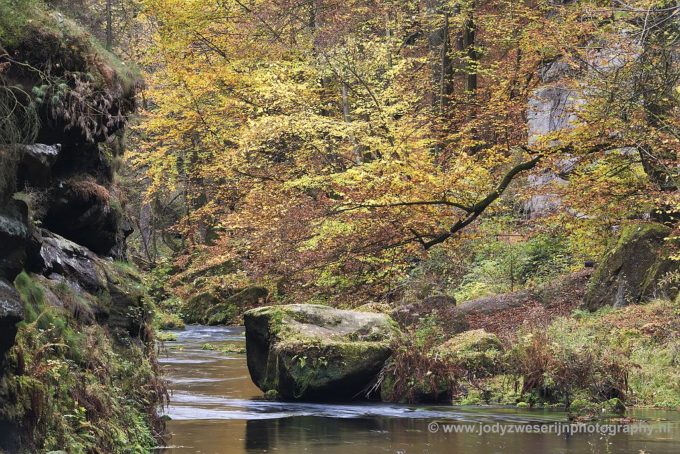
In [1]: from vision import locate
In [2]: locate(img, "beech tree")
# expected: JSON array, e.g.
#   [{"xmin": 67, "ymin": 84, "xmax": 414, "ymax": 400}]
[{"xmin": 131, "ymin": 0, "xmax": 679, "ymax": 302}]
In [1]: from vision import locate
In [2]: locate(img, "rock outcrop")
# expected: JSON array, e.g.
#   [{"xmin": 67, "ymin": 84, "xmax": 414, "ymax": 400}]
[
  {"xmin": 37, "ymin": 230, "xmax": 150, "ymax": 336},
  {"xmin": 0, "ymin": 199, "xmax": 33, "ymax": 278},
  {"xmin": 16, "ymin": 143, "xmax": 61, "ymax": 187},
  {"xmin": 244, "ymin": 304, "xmax": 400, "ymax": 400},
  {"xmin": 0, "ymin": 4, "xmax": 162, "ymax": 451},
  {"xmin": 0, "ymin": 279, "xmax": 24, "ymax": 359},
  {"xmin": 0, "ymin": 3, "xmax": 138, "ymax": 259},
  {"xmin": 523, "ymin": 58, "xmax": 580, "ymax": 218},
  {"xmin": 583, "ymin": 222, "xmax": 679, "ymax": 310}
]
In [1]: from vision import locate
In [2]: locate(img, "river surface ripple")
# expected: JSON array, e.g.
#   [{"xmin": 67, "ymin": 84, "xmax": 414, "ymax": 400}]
[{"xmin": 158, "ymin": 325, "xmax": 680, "ymax": 454}]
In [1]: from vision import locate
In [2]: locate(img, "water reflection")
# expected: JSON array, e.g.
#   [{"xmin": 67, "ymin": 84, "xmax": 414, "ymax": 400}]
[{"xmin": 160, "ymin": 325, "xmax": 680, "ymax": 454}]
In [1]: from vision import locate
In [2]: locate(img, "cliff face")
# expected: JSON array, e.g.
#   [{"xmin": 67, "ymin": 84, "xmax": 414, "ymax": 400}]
[{"xmin": 0, "ymin": 4, "xmax": 163, "ymax": 452}]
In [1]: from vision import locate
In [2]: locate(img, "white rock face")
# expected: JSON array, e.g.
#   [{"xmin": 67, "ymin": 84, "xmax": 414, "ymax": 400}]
[
  {"xmin": 524, "ymin": 58, "xmax": 581, "ymax": 218},
  {"xmin": 527, "ymin": 86, "xmax": 578, "ymax": 145}
]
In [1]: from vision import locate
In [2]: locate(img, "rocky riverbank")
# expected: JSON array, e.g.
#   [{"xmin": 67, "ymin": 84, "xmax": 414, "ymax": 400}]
[{"xmin": 0, "ymin": 3, "xmax": 164, "ymax": 451}]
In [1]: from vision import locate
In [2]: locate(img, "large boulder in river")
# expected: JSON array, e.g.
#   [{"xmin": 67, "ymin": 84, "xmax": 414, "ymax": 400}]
[
  {"xmin": 244, "ymin": 304, "xmax": 401, "ymax": 400},
  {"xmin": 583, "ymin": 222, "xmax": 679, "ymax": 310}
]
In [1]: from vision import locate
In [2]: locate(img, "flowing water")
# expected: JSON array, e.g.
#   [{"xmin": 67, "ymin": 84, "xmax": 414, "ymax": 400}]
[{"xmin": 158, "ymin": 325, "xmax": 680, "ymax": 454}]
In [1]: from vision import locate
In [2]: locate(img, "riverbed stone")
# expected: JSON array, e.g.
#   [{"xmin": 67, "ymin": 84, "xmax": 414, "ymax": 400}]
[{"xmin": 244, "ymin": 304, "xmax": 401, "ymax": 400}]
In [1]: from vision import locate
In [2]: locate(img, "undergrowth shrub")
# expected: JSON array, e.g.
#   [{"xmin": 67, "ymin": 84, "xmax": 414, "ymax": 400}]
[
  {"xmin": 507, "ymin": 329, "xmax": 629, "ymax": 407},
  {"xmin": 506, "ymin": 299, "xmax": 680, "ymax": 409},
  {"xmin": 379, "ymin": 314, "xmax": 462, "ymax": 403},
  {"xmin": 0, "ymin": 272, "xmax": 166, "ymax": 453},
  {"xmin": 455, "ymin": 234, "xmax": 575, "ymax": 301}
]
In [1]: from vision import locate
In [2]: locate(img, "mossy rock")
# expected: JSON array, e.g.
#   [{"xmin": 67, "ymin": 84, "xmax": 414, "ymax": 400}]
[
  {"xmin": 206, "ymin": 303, "xmax": 238, "ymax": 325},
  {"xmin": 183, "ymin": 286, "xmax": 268, "ymax": 325},
  {"xmin": 568, "ymin": 398, "xmax": 597, "ymax": 415},
  {"xmin": 183, "ymin": 291, "xmax": 219, "ymax": 323},
  {"xmin": 38, "ymin": 232, "xmax": 151, "ymax": 338},
  {"xmin": 452, "ymin": 374, "xmax": 523, "ymax": 406},
  {"xmin": 244, "ymin": 304, "xmax": 401, "ymax": 400},
  {"xmin": 568, "ymin": 397, "xmax": 626, "ymax": 417},
  {"xmin": 355, "ymin": 302, "xmax": 392, "ymax": 314},
  {"xmin": 154, "ymin": 311, "xmax": 185, "ymax": 330},
  {"xmin": 436, "ymin": 329, "xmax": 503, "ymax": 376},
  {"xmin": 583, "ymin": 222, "xmax": 679, "ymax": 310}
]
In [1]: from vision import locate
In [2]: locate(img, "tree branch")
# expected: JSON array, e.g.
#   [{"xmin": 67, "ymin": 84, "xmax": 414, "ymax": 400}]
[
  {"xmin": 421, "ymin": 155, "xmax": 542, "ymax": 249},
  {"xmin": 333, "ymin": 199, "xmax": 472, "ymax": 214}
]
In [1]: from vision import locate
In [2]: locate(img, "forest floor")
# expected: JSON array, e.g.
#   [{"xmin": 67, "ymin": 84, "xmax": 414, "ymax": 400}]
[{"xmin": 461, "ymin": 269, "xmax": 593, "ymax": 340}]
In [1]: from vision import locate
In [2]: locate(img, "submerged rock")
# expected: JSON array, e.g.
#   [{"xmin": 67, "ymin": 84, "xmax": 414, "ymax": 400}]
[
  {"xmin": 244, "ymin": 304, "xmax": 400, "ymax": 400},
  {"xmin": 583, "ymin": 222, "xmax": 679, "ymax": 310}
]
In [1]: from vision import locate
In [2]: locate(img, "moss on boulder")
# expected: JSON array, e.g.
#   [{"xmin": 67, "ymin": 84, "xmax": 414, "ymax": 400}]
[
  {"xmin": 183, "ymin": 286, "xmax": 268, "ymax": 325},
  {"xmin": 355, "ymin": 302, "xmax": 392, "ymax": 314},
  {"xmin": 435, "ymin": 329, "xmax": 504, "ymax": 376},
  {"xmin": 244, "ymin": 304, "xmax": 401, "ymax": 400},
  {"xmin": 583, "ymin": 222, "xmax": 679, "ymax": 310}
]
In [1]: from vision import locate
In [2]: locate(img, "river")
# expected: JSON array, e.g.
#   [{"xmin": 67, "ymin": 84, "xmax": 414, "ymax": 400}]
[{"xmin": 158, "ymin": 325, "xmax": 680, "ymax": 454}]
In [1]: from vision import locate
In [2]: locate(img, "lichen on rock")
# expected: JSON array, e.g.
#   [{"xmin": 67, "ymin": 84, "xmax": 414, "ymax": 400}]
[
  {"xmin": 244, "ymin": 304, "xmax": 401, "ymax": 400},
  {"xmin": 583, "ymin": 222, "xmax": 679, "ymax": 310}
]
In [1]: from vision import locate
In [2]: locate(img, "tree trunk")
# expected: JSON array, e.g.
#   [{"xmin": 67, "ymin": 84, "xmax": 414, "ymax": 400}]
[
  {"xmin": 463, "ymin": 13, "xmax": 477, "ymax": 93},
  {"xmin": 106, "ymin": 0, "xmax": 113, "ymax": 51},
  {"xmin": 426, "ymin": 1, "xmax": 454, "ymax": 115}
]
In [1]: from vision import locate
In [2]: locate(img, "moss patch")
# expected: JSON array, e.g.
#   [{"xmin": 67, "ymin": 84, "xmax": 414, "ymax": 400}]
[
  {"xmin": 244, "ymin": 304, "xmax": 400, "ymax": 400},
  {"xmin": 0, "ymin": 272, "xmax": 165, "ymax": 452},
  {"xmin": 584, "ymin": 222, "xmax": 678, "ymax": 309}
]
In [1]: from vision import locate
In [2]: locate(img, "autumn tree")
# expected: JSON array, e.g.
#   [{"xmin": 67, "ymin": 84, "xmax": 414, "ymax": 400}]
[{"xmin": 132, "ymin": 0, "xmax": 679, "ymax": 303}]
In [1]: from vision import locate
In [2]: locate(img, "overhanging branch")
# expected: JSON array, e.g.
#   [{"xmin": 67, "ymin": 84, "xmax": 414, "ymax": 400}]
[{"xmin": 420, "ymin": 155, "xmax": 542, "ymax": 250}]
